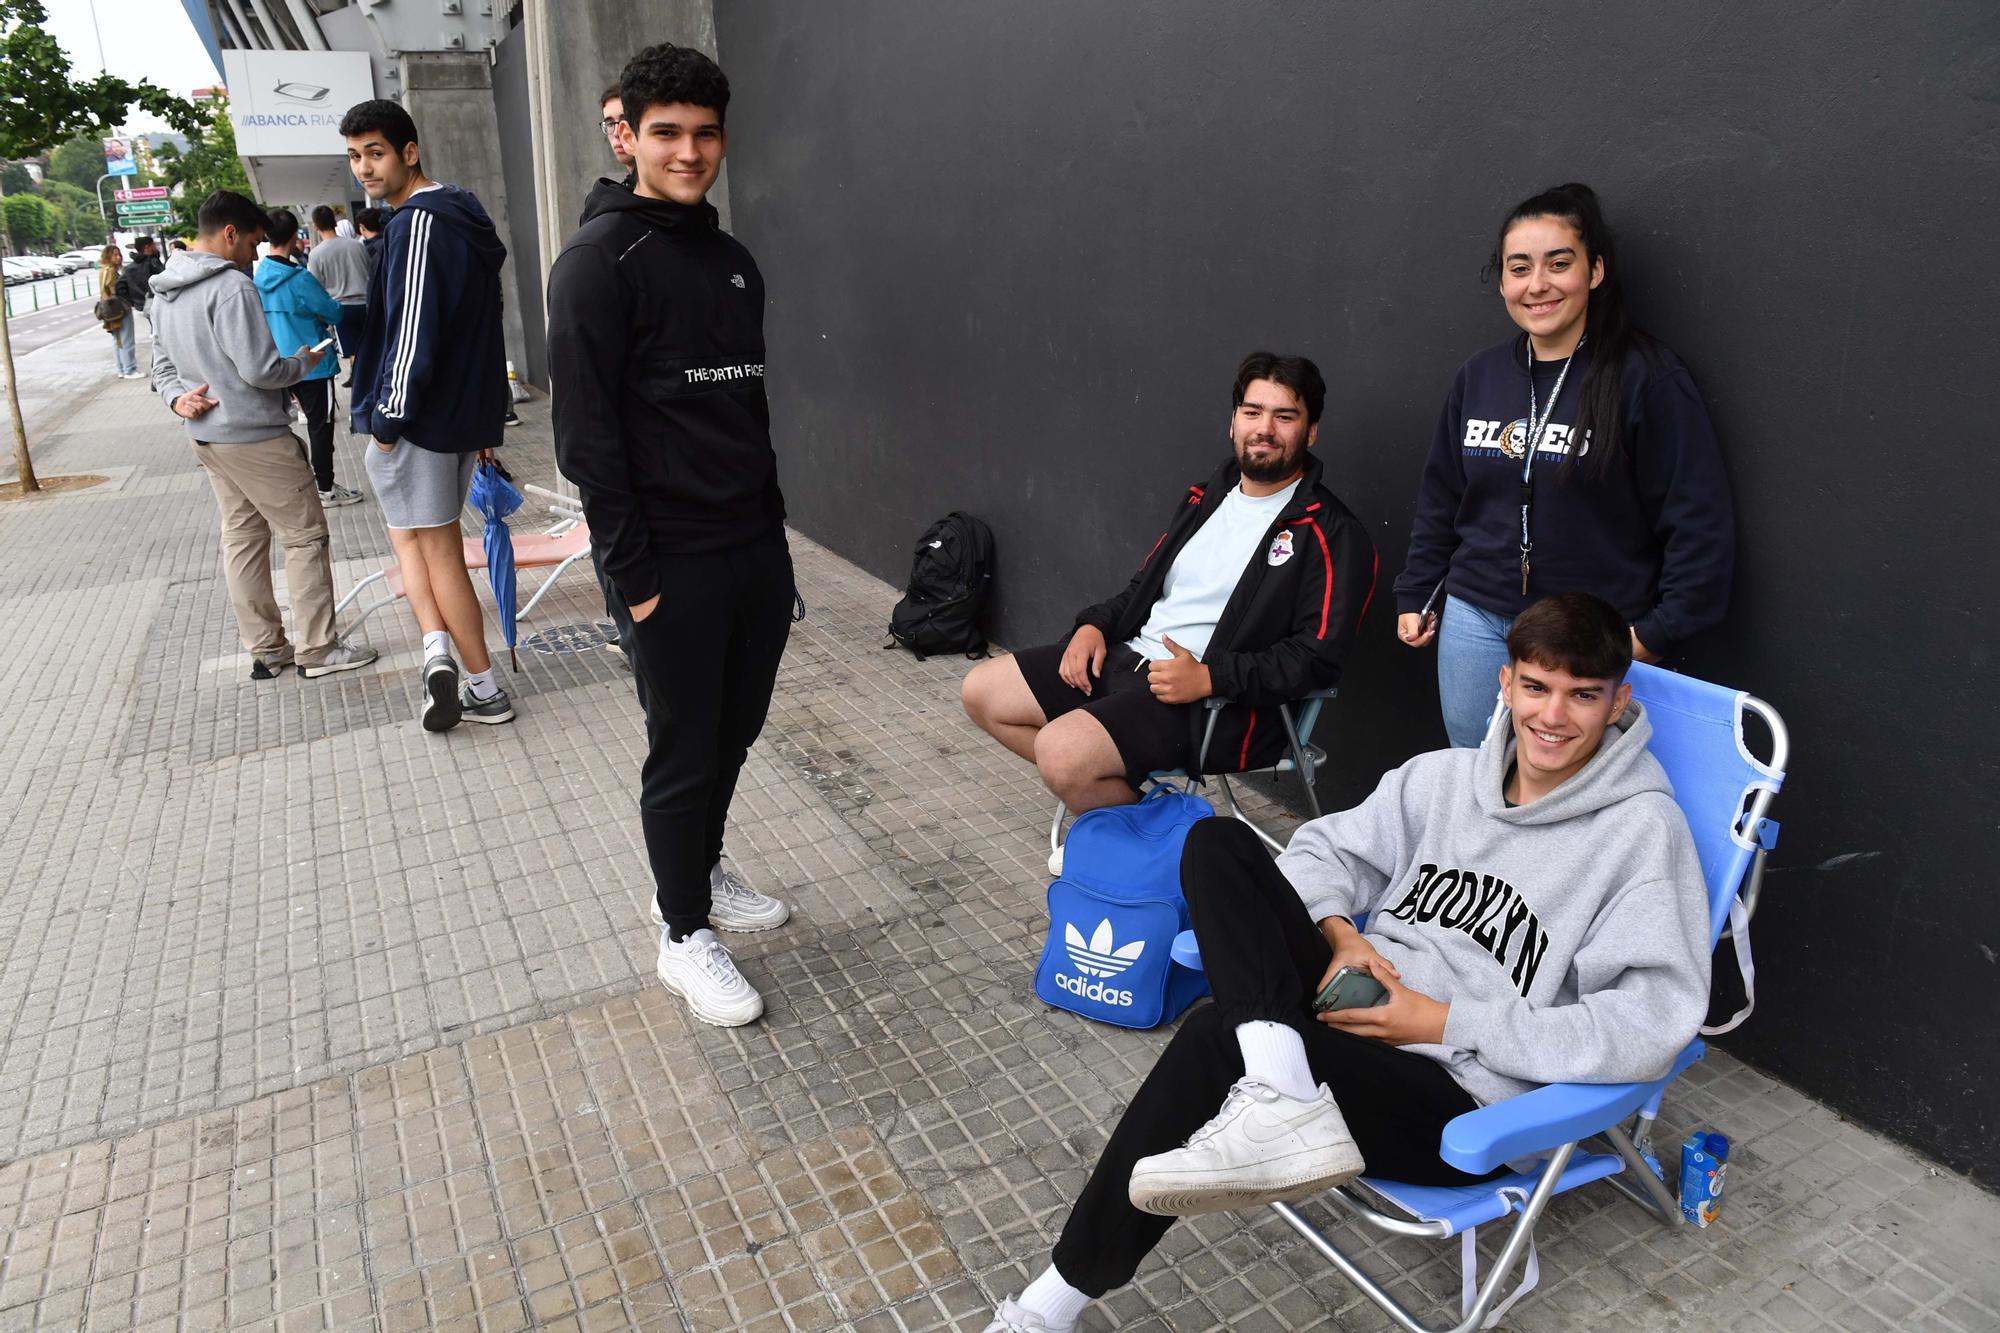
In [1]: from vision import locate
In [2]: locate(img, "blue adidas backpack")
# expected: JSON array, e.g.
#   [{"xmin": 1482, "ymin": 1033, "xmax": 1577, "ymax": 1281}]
[{"xmin": 1034, "ymin": 787, "xmax": 1214, "ymax": 1029}]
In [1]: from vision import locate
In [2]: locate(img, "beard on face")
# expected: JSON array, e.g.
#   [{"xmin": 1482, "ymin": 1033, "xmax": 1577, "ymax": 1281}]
[{"xmin": 1235, "ymin": 433, "xmax": 1304, "ymax": 483}]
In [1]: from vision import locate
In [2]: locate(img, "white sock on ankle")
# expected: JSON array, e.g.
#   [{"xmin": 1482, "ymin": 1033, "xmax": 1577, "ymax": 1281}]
[
  {"xmin": 423, "ymin": 630, "xmax": 452, "ymax": 661},
  {"xmin": 1236, "ymin": 1020, "xmax": 1317, "ymax": 1101},
  {"xmin": 465, "ymin": 667, "xmax": 498, "ymax": 701},
  {"xmin": 1018, "ymin": 1264, "xmax": 1089, "ymax": 1328}
]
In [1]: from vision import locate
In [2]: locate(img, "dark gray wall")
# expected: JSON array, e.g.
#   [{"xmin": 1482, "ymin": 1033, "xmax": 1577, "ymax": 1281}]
[
  {"xmin": 713, "ymin": 2, "xmax": 2000, "ymax": 1185},
  {"xmin": 492, "ymin": 22, "xmax": 547, "ymax": 387}
]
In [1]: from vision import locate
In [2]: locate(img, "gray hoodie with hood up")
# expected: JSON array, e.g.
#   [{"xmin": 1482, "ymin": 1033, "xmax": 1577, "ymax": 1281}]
[
  {"xmin": 150, "ymin": 250, "xmax": 315, "ymax": 444},
  {"xmin": 1274, "ymin": 701, "xmax": 1711, "ymax": 1107}
]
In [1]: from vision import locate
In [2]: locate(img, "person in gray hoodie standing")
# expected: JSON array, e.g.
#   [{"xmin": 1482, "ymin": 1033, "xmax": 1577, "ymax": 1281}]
[
  {"xmin": 981, "ymin": 592, "xmax": 1711, "ymax": 1333},
  {"xmin": 151, "ymin": 190, "xmax": 378, "ymax": 681}
]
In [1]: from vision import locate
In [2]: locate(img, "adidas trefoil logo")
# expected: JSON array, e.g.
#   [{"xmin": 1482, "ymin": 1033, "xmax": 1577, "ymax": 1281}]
[{"xmin": 1065, "ymin": 918, "xmax": 1145, "ymax": 978}]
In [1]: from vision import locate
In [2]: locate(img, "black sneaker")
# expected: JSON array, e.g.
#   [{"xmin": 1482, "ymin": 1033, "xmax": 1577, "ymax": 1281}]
[
  {"xmin": 459, "ymin": 685, "xmax": 516, "ymax": 725},
  {"xmin": 421, "ymin": 655, "xmax": 462, "ymax": 732}
]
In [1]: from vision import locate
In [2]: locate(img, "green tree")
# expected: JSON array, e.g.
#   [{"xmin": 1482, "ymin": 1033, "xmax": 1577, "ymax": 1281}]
[
  {"xmin": 0, "ymin": 0, "xmax": 211, "ymax": 492},
  {"xmin": 46, "ymin": 136, "xmax": 102, "ymax": 191},
  {"xmin": 162, "ymin": 107, "xmax": 252, "ymax": 205},
  {"xmin": 0, "ymin": 163, "xmax": 29, "ymax": 193},
  {"xmin": 2, "ymin": 192, "xmax": 54, "ymax": 248}
]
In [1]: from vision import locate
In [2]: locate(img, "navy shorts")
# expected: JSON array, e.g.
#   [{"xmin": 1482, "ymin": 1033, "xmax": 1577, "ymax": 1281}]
[{"xmin": 1014, "ymin": 638, "xmax": 1194, "ymax": 781}]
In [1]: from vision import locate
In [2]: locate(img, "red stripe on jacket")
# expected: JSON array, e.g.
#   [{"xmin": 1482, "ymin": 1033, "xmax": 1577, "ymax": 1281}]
[
  {"xmin": 1300, "ymin": 518, "xmax": 1335, "ymax": 639},
  {"xmin": 1239, "ymin": 708, "xmax": 1258, "ymax": 769}
]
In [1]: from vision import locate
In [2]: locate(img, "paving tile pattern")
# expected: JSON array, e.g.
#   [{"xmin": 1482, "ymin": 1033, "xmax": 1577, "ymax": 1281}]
[{"xmin": 2, "ymin": 337, "xmax": 1997, "ymax": 1329}]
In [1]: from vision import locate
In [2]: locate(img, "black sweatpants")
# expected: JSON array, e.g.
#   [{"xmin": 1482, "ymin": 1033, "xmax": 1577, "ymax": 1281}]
[
  {"xmin": 1049, "ymin": 817, "xmax": 1502, "ymax": 1298},
  {"xmin": 289, "ymin": 378, "xmax": 338, "ymax": 492},
  {"xmin": 613, "ymin": 530, "xmax": 793, "ymax": 939}
]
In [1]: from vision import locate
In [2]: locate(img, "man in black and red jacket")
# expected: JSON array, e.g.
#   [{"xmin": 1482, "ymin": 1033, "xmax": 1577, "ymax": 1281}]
[{"xmin": 963, "ymin": 351, "xmax": 1377, "ymax": 815}]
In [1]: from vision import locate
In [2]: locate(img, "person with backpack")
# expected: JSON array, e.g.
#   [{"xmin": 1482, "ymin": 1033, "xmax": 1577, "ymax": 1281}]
[
  {"xmin": 961, "ymin": 351, "xmax": 1376, "ymax": 817},
  {"xmin": 547, "ymin": 43, "xmax": 794, "ymax": 1029},
  {"xmin": 97, "ymin": 246, "xmax": 140, "ymax": 379},
  {"xmin": 1393, "ymin": 183, "xmax": 1735, "ymax": 747},
  {"xmin": 254, "ymin": 208, "xmax": 362, "ymax": 507}
]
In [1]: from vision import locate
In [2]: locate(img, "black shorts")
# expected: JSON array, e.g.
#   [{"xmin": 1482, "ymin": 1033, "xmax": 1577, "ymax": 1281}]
[{"xmin": 1014, "ymin": 639, "xmax": 1194, "ymax": 781}]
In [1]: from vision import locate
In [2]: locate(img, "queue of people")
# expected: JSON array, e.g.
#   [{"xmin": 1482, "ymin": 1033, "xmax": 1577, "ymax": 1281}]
[{"xmin": 127, "ymin": 38, "xmax": 1741, "ymax": 1332}]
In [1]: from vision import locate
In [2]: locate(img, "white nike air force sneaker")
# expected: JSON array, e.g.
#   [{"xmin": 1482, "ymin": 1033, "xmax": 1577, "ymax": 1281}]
[{"xmin": 1126, "ymin": 1076, "xmax": 1365, "ymax": 1216}]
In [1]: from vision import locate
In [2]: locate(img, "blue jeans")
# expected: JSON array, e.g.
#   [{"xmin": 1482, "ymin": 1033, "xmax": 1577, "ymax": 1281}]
[
  {"xmin": 1436, "ymin": 594, "xmax": 1513, "ymax": 747},
  {"xmin": 112, "ymin": 317, "xmax": 137, "ymax": 376}
]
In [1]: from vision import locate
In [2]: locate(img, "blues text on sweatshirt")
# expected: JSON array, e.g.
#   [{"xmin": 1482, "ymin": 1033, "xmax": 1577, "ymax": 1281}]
[
  {"xmin": 1274, "ymin": 703, "xmax": 1712, "ymax": 1107},
  {"xmin": 1394, "ymin": 336, "xmax": 1734, "ymax": 651}
]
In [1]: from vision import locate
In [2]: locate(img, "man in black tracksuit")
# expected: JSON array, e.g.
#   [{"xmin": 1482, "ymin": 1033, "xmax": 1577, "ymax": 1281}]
[
  {"xmin": 548, "ymin": 43, "xmax": 792, "ymax": 1030},
  {"xmin": 963, "ymin": 352, "xmax": 1378, "ymax": 815}
]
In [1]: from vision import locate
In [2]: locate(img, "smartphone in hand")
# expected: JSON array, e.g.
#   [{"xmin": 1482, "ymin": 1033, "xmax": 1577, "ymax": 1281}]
[
  {"xmin": 1313, "ymin": 966, "xmax": 1389, "ymax": 1013},
  {"xmin": 309, "ymin": 337, "xmax": 336, "ymax": 353}
]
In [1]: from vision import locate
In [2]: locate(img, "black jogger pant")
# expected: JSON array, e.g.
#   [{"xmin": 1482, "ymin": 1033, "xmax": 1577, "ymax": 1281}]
[
  {"xmin": 289, "ymin": 378, "xmax": 337, "ymax": 492},
  {"xmin": 614, "ymin": 530, "xmax": 793, "ymax": 939},
  {"xmin": 1049, "ymin": 817, "xmax": 1502, "ymax": 1297}
]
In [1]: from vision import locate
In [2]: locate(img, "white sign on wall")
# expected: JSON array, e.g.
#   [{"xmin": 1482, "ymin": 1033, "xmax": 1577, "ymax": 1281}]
[{"xmin": 220, "ymin": 49, "xmax": 376, "ymax": 157}]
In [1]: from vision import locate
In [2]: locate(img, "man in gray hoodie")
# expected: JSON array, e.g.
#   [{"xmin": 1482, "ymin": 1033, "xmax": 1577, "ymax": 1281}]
[
  {"xmin": 152, "ymin": 190, "xmax": 377, "ymax": 680},
  {"xmin": 983, "ymin": 592, "xmax": 1712, "ymax": 1333}
]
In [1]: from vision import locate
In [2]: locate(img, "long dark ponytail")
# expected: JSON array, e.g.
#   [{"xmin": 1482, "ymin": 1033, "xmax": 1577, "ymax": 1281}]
[{"xmin": 1485, "ymin": 183, "xmax": 1657, "ymax": 478}]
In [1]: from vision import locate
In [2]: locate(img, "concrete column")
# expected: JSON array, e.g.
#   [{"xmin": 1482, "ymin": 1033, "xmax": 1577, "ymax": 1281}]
[
  {"xmin": 520, "ymin": 0, "xmax": 728, "ymax": 292},
  {"xmin": 399, "ymin": 51, "xmax": 529, "ymax": 384}
]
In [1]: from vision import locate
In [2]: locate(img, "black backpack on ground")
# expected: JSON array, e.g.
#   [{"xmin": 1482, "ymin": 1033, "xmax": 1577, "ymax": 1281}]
[{"xmin": 888, "ymin": 511, "xmax": 994, "ymax": 660}]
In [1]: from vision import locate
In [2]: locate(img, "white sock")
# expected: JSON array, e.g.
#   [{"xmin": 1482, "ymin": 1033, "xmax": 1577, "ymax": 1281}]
[
  {"xmin": 465, "ymin": 667, "xmax": 499, "ymax": 701},
  {"xmin": 423, "ymin": 630, "xmax": 452, "ymax": 661},
  {"xmin": 1018, "ymin": 1264, "xmax": 1089, "ymax": 1328},
  {"xmin": 1236, "ymin": 1020, "xmax": 1317, "ymax": 1101}
]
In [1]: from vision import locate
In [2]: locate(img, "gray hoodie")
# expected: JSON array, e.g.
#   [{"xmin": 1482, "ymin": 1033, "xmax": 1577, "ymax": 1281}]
[
  {"xmin": 1275, "ymin": 702, "xmax": 1711, "ymax": 1107},
  {"xmin": 150, "ymin": 250, "xmax": 315, "ymax": 444}
]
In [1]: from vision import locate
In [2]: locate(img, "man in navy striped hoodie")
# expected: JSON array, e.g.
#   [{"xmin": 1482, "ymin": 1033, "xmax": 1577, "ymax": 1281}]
[{"xmin": 343, "ymin": 99, "xmax": 515, "ymax": 732}]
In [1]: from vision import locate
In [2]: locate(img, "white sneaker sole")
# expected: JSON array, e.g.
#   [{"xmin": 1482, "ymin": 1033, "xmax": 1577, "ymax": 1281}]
[
  {"xmin": 1128, "ymin": 1142, "xmax": 1366, "ymax": 1217},
  {"xmin": 650, "ymin": 893, "xmax": 792, "ymax": 932},
  {"xmin": 459, "ymin": 701, "xmax": 516, "ymax": 725},
  {"xmin": 301, "ymin": 651, "xmax": 378, "ymax": 677},
  {"xmin": 655, "ymin": 957, "xmax": 765, "ymax": 1027}
]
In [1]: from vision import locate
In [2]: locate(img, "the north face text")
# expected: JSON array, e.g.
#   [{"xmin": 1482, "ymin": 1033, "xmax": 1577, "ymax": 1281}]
[
  {"xmin": 1381, "ymin": 864, "xmax": 1552, "ymax": 998},
  {"xmin": 684, "ymin": 363, "xmax": 765, "ymax": 383}
]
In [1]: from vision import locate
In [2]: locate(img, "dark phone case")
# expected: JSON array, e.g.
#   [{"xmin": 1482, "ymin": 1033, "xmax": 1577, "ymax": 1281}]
[{"xmin": 1313, "ymin": 967, "xmax": 1388, "ymax": 1013}]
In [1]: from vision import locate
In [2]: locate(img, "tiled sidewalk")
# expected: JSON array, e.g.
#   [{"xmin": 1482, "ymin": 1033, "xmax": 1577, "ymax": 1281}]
[{"xmin": 2, "ymin": 339, "xmax": 1997, "ymax": 1330}]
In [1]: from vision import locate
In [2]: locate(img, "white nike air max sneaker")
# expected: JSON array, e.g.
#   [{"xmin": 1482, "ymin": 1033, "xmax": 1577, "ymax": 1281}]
[
  {"xmin": 649, "ymin": 863, "xmax": 791, "ymax": 932},
  {"xmin": 656, "ymin": 927, "xmax": 764, "ymax": 1027},
  {"xmin": 1126, "ymin": 1076, "xmax": 1365, "ymax": 1216}
]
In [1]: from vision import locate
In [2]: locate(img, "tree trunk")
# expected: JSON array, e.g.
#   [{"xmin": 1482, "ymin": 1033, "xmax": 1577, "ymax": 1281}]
[{"xmin": 0, "ymin": 302, "xmax": 35, "ymax": 494}]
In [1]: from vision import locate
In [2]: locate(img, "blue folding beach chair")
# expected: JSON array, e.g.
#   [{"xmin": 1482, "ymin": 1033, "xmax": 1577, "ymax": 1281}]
[{"xmin": 1169, "ymin": 662, "xmax": 1787, "ymax": 1331}]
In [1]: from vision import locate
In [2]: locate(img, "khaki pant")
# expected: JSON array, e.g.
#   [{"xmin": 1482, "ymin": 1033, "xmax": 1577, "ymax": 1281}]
[{"xmin": 190, "ymin": 434, "xmax": 339, "ymax": 665}]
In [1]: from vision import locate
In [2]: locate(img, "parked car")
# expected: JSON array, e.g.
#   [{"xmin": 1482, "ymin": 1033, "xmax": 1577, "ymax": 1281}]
[
  {"xmin": 20, "ymin": 256, "xmax": 65, "ymax": 278},
  {"xmin": 59, "ymin": 249, "xmax": 102, "ymax": 270},
  {"xmin": 2, "ymin": 258, "xmax": 37, "ymax": 286}
]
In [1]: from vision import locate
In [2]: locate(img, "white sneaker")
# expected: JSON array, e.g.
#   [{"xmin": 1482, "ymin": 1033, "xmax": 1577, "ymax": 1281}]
[
  {"xmin": 656, "ymin": 928, "xmax": 764, "ymax": 1027},
  {"xmin": 318, "ymin": 483, "xmax": 364, "ymax": 507},
  {"xmin": 1127, "ymin": 1077, "xmax": 1365, "ymax": 1216},
  {"xmin": 982, "ymin": 1298, "xmax": 1075, "ymax": 1333},
  {"xmin": 708, "ymin": 864, "xmax": 791, "ymax": 931}
]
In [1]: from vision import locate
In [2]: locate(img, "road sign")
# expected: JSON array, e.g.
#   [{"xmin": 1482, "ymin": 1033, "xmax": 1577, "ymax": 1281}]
[
  {"xmin": 115, "ymin": 187, "xmax": 170, "ymax": 202},
  {"xmin": 116, "ymin": 201, "xmax": 173, "ymax": 217},
  {"xmin": 116, "ymin": 205, "xmax": 174, "ymax": 224}
]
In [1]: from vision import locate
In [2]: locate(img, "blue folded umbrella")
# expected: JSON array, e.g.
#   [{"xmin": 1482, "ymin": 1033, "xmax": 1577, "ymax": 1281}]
[{"xmin": 467, "ymin": 460, "xmax": 524, "ymax": 668}]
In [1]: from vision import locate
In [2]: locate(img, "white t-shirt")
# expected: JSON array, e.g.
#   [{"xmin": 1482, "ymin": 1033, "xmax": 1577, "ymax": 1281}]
[{"xmin": 1127, "ymin": 479, "xmax": 1301, "ymax": 662}]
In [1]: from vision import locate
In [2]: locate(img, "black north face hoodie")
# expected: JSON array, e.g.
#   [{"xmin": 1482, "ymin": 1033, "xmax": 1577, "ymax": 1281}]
[{"xmin": 547, "ymin": 180, "xmax": 785, "ymax": 606}]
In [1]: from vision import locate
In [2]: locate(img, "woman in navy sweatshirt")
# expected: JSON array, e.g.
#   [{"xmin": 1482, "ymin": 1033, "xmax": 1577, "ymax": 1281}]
[{"xmin": 1393, "ymin": 183, "xmax": 1734, "ymax": 746}]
